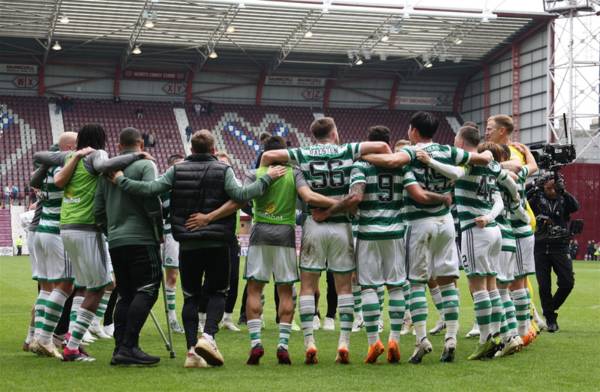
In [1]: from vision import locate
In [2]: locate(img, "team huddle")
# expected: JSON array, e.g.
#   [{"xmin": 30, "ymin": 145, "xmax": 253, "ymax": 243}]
[{"xmin": 21, "ymin": 110, "xmax": 542, "ymax": 367}]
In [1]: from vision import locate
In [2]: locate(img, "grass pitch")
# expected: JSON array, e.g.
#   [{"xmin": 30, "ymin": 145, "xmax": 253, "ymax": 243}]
[{"xmin": 1, "ymin": 256, "xmax": 599, "ymax": 392}]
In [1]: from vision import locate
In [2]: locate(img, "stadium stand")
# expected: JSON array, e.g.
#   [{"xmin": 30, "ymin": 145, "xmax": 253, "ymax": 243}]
[
  {"xmin": 186, "ymin": 103, "xmax": 456, "ymax": 178},
  {"xmin": 0, "ymin": 96, "xmax": 53, "ymax": 199},
  {"xmin": 1, "ymin": 96, "xmax": 456, "ymax": 192},
  {"xmin": 61, "ymin": 99, "xmax": 185, "ymax": 173}
]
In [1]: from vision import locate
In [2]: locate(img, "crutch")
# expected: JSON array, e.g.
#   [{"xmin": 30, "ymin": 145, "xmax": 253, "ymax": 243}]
[{"xmin": 149, "ymin": 270, "xmax": 176, "ymax": 358}]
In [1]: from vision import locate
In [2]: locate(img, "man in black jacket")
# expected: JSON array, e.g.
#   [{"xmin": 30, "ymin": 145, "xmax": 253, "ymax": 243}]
[
  {"xmin": 112, "ymin": 130, "xmax": 285, "ymax": 368},
  {"xmin": 529, "ymin": 176, "xmax": 579, "ymax": 332}
]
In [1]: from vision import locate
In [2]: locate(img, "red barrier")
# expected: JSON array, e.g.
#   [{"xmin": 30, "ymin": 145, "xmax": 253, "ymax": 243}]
[{"xmin": 560, "ymin": 163, "xmax": 600, "ymax": 259}]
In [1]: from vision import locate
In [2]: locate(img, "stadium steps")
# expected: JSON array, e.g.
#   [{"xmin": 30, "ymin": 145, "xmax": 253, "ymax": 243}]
[
  {"xmin": 0, "ymin": 208, "xmax": 12, "ymax": 247},
  {"xmin": 48, "ymin": 102, "xmax": 65, "ymax": 143},
  {"xmin": 173, "ymin": 107, "xmax": 191, "ymax": 156}
]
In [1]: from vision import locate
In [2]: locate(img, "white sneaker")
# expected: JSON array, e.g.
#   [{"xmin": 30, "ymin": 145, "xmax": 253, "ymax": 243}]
[
  {"xmin": 29, "ymin": 339, "xmax": 40, "ymax": 353},
  {"xmin": 312, "ymin": 315, "xmax": 321, "ymax": 331},
  {"xmin": 37, "ymin": 341, "xmax": 63, "ymax": 359},
  {"xmin": 194, "ymin": 334, "xmax": 224, "ymax": 366},
  {"xmin": 465, "ymin": 323, "xmax": 480, "ymax": 338},
  {"xmin": 495, "ymin": 335, "xmax": 523, "ymax": 357},
  {"xmin": 198, "ymin": 313, "xmax": 206, "ymax": 333},
  {"xmin": 429, "ymin": 319, "xmax": 446, "ymax": 335},
  {"xmin": 89, "ymin": 319, "xmax": 111, "ymax": 339},
  {"xmin": 170, "ymin": 318, "xmax": 185, "ymax": 334},
  {"xmin": 533, "ymin": 309, "xmax": 547, "ymax": 331},
  {"xmin": 352, "ymin": 315, "xmax": 363, "ymax": 332},
  {"xmin": 378, "ymin": 318, "xmax": 384, "ymax": 333},
  {"xmin": 400, "ymin": 322, "xmax": 413, "ymax": 336},
  {"xmin": 103, "ymin": 324, "xmax": 114, "ymax": 337},
  {"xmin": 323, "ymin": 317, "xmax": 335, "ymax": 331},
  {"xmin": 221, "ymin": 319, "xmax": 241, "ymax": 332},
  {"xmin": 408, "ymin": 338, "xmax": 433, "ymax": 364},
  {"xmin": 401, "ymin": 311, "xmax": 413, "ymax": 335},
  {"xmin": 291, "ymin": 321, "xmax": 301, "ymax": 331},
  {"xmin": 82, "ymin": 330, "xmax": 96, "ymax": 345},
  {"xmin": 184, "ymin": 350, "xmax": 209, "ymax": 368}
]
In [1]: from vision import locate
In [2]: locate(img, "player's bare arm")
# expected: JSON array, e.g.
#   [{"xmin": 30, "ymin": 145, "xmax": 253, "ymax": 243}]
[
  {"xmin": 362, "ymin": 150, "xmax": 411, "ymax": 168},
  {"xmin": 54, "ymin": 147, "xmax": 95, "ymax": 188},
  {"xmin": 405, "ymin": 184, "xmax": 452, "ymax": 207},
  {"xmin": 359, "ymin": 141, "xmax": 392, "ymax": 156},
  {"xmin": 185, "ymin": 200, "xmax": 244, "ymax": 231},
  {"xmin": 297, "ymin": 185, "xmax": 338, "ymax": 209},
  {"xmin": 313, "ymin": 182, "xmax": 365, "ymax": 222},
  {"xmin": 514, "ymin": 142, "xmax": 538, "ymax": 175},
  {"xmin": 260, "ymin": 149, "xmax": 290, "ymax": 167},
  {"xmin": 467, "ymin": 150, "xmax": 494, "ymax": 166}
]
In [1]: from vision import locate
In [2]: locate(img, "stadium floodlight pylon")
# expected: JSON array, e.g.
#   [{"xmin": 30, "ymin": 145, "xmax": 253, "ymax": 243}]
[{"xmin": 545, "ymin": 0, "xmax": 600, "ymax": 160}]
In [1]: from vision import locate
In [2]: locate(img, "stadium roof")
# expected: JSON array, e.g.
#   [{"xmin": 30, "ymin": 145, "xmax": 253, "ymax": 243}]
[{"xmin": 0, "ymin": 0, "xmax": 554, "ymax": 77}]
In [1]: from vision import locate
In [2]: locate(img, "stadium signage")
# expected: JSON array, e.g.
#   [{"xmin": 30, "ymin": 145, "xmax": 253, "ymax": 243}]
[
  {"xmin": 396, "ymin": 96, "xmax": 438, "ymax": 106},
  {"xmin": 266, "ymin": 76, "xmax": 325, "ymax": 87},
  {"xmin": 123, "ymin": 70, "xmax": 186, "ymax": 81},
  {"xmin": 0, "ymin": 64, "xmax": 38, "ymax": 75},
  {"xmin": 12, "ymin": 76, "xmax": 38, "ymax": 89},
  {"xmin": 162, "ymin": 81, "xmax": 186, "ymax": 96}
]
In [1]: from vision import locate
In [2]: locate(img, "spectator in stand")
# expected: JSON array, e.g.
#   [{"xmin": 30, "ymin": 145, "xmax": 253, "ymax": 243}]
[
  {"xmin": 586, "ymin": 240, "xmax": 595, "ymax": 260},
  {"xmin": 3, "ymin": 185, "xmax": 10, "ymax": 206},
  {"xmin": 569, "ymin": 239, "xmax": 579, "ymax": 260},
  {"xmin": 147, "ymin": 131, "xmax": 156, "ymax": 148},
  {"xmin": 142, "ymin": 131, "xmax": 149, "ymax": 146},
  {"xmin": 136, "ymin": 108, "xmax": 144, "ymax": 119},
  {"xmin": 185, "ymin": 125, "xmax": 193, "ymax": 142},
  {"xmin": 11, "ymin": 184, "xmax": 19, "ymax": 202},
  {"xmin": 194, "ymin": 103, "xmax": 201, "ymax": 115}
]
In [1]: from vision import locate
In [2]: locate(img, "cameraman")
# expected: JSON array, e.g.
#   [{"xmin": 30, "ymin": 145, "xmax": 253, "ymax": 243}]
[{"xmin": 529, "ymin": 175, "xmax": 579, "ymax": 332}]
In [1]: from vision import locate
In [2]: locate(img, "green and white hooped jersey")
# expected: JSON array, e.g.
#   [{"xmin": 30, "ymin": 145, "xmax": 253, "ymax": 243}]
[
  {"xmin": 497, "ymin": 183, "xmax": 517, "ymax": 252},
  {"xmin": 402, "ymin": 143, "xmax": 470, "ymax": 221},
  {"xmin": 288, "ymin": 142, "xmax": 361, "ymax": 223},
  {"xmin": 36, "ymin": 166, "xmax": 62, "ymax": 235},
  {"xmin": 161, "ymin": 192, "xmax": 172, "ymax": 235},
  {"xmin": 350, "ymin": 161, "xmax": 406, "ymax": 241},
  {"xmin": 510, "ymin": 167, "xmax": 534, "ymax": 238},
  {"xmin": 454, "ymin": 161, "xmax": 503, "ymax": 231}
]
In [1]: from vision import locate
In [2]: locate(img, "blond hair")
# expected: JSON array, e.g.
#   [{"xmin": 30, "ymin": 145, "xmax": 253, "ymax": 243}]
[{"xmin": 489, "ymin": 115, "xmax": 514, "ymax": 134}]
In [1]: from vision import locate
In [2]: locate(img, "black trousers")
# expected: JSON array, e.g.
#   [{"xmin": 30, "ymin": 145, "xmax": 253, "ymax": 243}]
[
  {"xmin": 225, "ymin": 242, "xmax": 240, "ymax": 313},
  {"xmin": 198, "ymin": 242, "xmax": 239, "ymax": 314},
  {"xmin": 325, "ymin": 271, "xmax": 337, "ymax": 319},
  {"xmin": 55, "ymin": 291, "xmax": 74, "ymax": 336},
  {"xmin": 110, "ymin": 245, "xmax": 162, "ymax": 350},
  {"xmin": 180, "ymin": 246, "xmax": 230, "ymax": 348},
  {"xmin": 104, "ymin": 289, "xmax": 118, "ymax": 326},
  {"xmin": 534, "ymin": 252, "xmax": 575, "ymax": 321}
]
